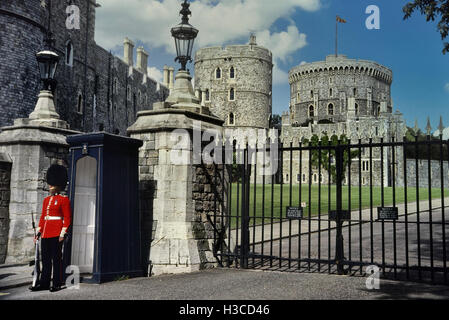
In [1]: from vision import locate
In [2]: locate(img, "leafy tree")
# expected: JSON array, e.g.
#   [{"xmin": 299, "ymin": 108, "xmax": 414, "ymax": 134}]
[
  {"xmin": 403, "ymin": 0, "xmax": 449, "ymax": 54},
  {"xmin": 404, "ymin": 126, "xmax": 448, "ymax": 160},
  {"xmin": 303, "ymin": 134, "xmax": 360, "ymax": 183},
  {"xmin": 271, "ymin": 114, "xmax": 282, "ymax": 129}
]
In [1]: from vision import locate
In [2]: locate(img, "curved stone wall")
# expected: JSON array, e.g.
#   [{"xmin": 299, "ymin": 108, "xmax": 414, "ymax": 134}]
[{"xmin": 194, "ymin": 39, "xmax": 273, "ymax": 129}]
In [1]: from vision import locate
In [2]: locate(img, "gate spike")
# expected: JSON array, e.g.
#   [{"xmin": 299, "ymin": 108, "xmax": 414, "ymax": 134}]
[
  {"xmin": 414, "ymin": 119, "xmax": 419, "ymax": 136},
  {"xmin": 426, "ymin": 117, "xmax": 432, "ymax": 136},
  {"xmin": 438, "ymin": 116, "xmax": 444, "ymax": 134}
]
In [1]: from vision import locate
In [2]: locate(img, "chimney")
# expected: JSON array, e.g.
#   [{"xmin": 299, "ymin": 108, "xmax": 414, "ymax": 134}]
[
  {"xmin": 124, "ymin": 37, "xmax": 135, "ymax": 66},
  {"xmin": 168, "ymin": 67, "xmax": 175, "ymax": 91},
  {"xmin": 249, "ymin": 34, "xmax": 257, "ymax": 46},
  {"xmin": 136, "ymin": 47, "xmax": 149, "ymax": 75},
  {"xmin": 163, "ymin": 65, "xmax": 169, "ymax": 87}
]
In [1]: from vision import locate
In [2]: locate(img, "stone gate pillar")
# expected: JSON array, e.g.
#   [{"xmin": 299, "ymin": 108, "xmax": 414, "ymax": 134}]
[
  {"xmin": 0, "ymin": 119, "xmax": 80, "ymax": 263},
  {"xmin": 0, "ymin": 153, "xmax": 12, "ymax": 263},
  {"xmin": 128, "ymin": 102, "xmax": 225, "ymax": 276}
]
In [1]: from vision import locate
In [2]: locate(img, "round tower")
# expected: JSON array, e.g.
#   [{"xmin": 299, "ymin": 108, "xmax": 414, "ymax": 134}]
[
  {"xmin": 288, "ymin": 55, "xmax": 393, "ymax": 125},
  {"xmin": 194, "ymin": 35, "xmax": 273, "ymax": 129},
  {"xmin": 0, "ymin": 0, "xmax": 46, "ymax": 126}
]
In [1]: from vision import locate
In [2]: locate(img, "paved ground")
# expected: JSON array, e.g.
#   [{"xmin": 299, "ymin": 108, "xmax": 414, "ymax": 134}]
[{"xmin": 1, "ymin": 268, "xmax": 449, "ymax": 300}]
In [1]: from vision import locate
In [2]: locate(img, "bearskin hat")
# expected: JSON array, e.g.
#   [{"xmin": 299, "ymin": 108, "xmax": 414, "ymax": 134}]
[{"xmin": 46, "ymin": 164, "xmax": 68, "ymax": 189}]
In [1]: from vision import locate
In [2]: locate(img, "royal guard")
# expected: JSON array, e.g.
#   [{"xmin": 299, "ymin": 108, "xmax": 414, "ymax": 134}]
[{"xmin": 30, "ymin": 164, "xmax": 71, "ymax": 292}]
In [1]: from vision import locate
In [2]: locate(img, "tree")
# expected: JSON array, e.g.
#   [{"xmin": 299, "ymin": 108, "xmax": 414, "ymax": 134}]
[
  {"xmin": 403, "ymin": 0, "xmax": 449, "ymax": 54},
  {"xmin": 271, "ymin": 114, "xmax": 282, "ymax": 129},
  {"xmin": 303, "ymin": 134, "xmax": 360, "ymax": 183}
]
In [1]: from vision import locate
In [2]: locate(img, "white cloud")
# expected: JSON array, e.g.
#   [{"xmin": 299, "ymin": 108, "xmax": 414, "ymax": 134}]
[
  {"xmin": 95, "ymin": 0, "xmax": 321, "ymax": 81},
  {"xmin": 147, "ymin": 67, "xmax": 163, "ymax": 83},
  {"xmin": 445, "ymin": 83, "xmax": 449, "ymax": 93}
]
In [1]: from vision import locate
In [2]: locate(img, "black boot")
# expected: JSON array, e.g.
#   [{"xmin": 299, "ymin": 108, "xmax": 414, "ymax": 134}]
[{"xmin": 29, "ymin": 284, "xmax": 49, "ymax": 292}]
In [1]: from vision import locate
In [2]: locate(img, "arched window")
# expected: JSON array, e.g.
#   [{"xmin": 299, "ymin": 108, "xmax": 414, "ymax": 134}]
[
  {"xmin": 228, "ymin": 113, "xmax": 235, "ymax": 125},
  {"xmin": 216, "ymin": 68, "xmax": 221, "ymax": 79},
  {"xmin": 355, "ymin": 103, "xmax": 359, "ymax": 115},
  {"xmin": 229, "ymin": 88, "xmax": 235, "ymax": 101},
  {"xmin": 230, "ymin": 67, "xmax": 235, "ymax": 79},
  {"xmin": 353, "ymin": 88, "xmax": 357, "ymax": 96},
  {"xmin": 309, "ymin": 105, "xmax": 315, "ymax": 117},
  {"xmin": 329, "ymin": 88, "xmax": 333, "ymax": 97},
  {"xmin": 65, "ymin": 41, "xmax": 73, "ymax": 67},
  {"xmin": 328, "ymin": 103, "xmax": 334, "ymax": 116},
  {"xmin": 310, "ymin": 90, "xmax": 314, "ymax": 98},
  {"xmin": 77, "ymin": 93, "xmax": 83, "ymax": 114}
]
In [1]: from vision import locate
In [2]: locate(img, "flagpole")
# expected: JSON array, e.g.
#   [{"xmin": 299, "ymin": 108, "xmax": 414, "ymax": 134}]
[{"xmin": 335, "ymin": 17, "xmax": 338, "ymax": 57}]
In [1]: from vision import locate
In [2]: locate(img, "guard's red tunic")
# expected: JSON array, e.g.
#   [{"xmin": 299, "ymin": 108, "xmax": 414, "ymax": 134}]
[{"xmin": 37, "ymin": 194, "xmax": 72, "ymax": 239}]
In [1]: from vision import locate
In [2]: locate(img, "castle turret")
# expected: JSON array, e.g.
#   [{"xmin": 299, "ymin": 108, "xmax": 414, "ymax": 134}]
[{"xmin": 194, "ymin": 35, "xmax": 273, "ymax": 129}]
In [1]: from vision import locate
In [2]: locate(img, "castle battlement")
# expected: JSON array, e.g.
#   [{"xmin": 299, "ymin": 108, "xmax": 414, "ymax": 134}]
[{"xmin": 289, "ymin": 55, "xmax": 392, "ymax": 85}]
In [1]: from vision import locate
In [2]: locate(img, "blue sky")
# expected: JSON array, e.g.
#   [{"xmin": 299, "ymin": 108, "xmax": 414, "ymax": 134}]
[{"xmin": 95, "ymin": 0, "xmax": 449, "ymax": 131}]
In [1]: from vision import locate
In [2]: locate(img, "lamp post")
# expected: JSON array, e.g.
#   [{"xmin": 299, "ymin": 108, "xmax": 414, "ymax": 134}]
[
  {"xmin": 171, "ymin": 0, "xmax": 199, "ymax": 72},
  {"xmin": 165, "ymin": 0, "xmax": 205, "ymax": 113},
  {"xmin": 29, "ymin": 0, "xmax": 66, "ymax": 126}
]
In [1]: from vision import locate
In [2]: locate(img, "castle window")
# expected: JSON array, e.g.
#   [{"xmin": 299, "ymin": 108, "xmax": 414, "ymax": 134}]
[
  {"xmin": 229, "ymin": 88, "xmax": 235, "ymax": 101},
  {"xmin": 76, "ymin": 93, "xmax": 83, "ymax": 114},
  {"xmin": 355, "ymin": 103, "xmax": 359, "ymax": 115},
  {"xmin": 297, "ymin": 93, "xmax": 300, "ymax": 103},
  {"xmin": 302, "ymin": 174, "xmax": 307, "ymax": 183},
  {"xmin": 216, "ymin": 68, "xmax": 222, "ymax": 79},
  {"xmin": 205, "ymin": 89, "xmax": 210, "ymax": 101},
  {"xmin": 353, "ymin": 88, "xmax": 357, "ymax": 96},
  {"xmin": 65, "ymin": 41, "xmax": 73, "ymax": 67},
  {"xmin": 329, "ymin": 88, "xmax": 333, "ymax": 97},
  {"xmin": 228, "ymin": 113, "xmax": 235, "ymax": 126},
  {"xmin": 310, "ymin": 90, "xmax": 314, "ymax": 98},
  {"xmin": 329, "ymin": 77, "xmax": 333, "ymax": 84},
  {"xmin": 309, "ymin": 105, "xmax": 315, "ymax": 117},
  {"xmin": 328, "ymin": 103, "xmax": 334, "ymax": 116},
  {"xmin": 127, "ymin": 85, "xmax": 132, "ymax": 101},
  {"xmin": 230, "ymin": 67, "xmax": 235, "ymax": 79}
]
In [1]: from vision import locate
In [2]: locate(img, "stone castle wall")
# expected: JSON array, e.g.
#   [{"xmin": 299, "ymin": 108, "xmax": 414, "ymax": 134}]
[
  {"xmin": 0, "ymin": 154, "xmax": 12, "ymax": 263},
  {"xmin": 194, "ymin": 39, "xmax": 273, "ymax": 129},
  {"xmin": 0, "ymin": 0, "xmax": 169, "ymax": 135},
  {"xmin": 288, "ymin": 55, "xmax": 393, "ymax": 125}
]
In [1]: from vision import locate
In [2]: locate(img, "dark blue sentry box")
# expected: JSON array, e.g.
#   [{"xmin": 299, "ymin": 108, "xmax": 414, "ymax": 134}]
[{"xmin": 64, "ymin": 133, "xmax": 143, "ymax": 284}]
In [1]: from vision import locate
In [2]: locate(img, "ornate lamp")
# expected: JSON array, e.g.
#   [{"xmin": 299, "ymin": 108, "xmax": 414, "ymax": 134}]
[
  {"xmin": 171, "ymin": 0, "xmax": 199, "ymax": 71},
  {"xmin": 36, "ymin": 50, "xmax": 59, "ymax": 91}
]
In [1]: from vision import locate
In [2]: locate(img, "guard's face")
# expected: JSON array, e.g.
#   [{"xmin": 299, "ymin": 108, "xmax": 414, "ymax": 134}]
[{"xmin": 49, "ymin": 185, "xmax": 61, "ymax": 195}]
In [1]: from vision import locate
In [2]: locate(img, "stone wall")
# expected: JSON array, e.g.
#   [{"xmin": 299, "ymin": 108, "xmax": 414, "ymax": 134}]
[
  {"xmin": 0, "ymin": 124, "xmax": 73, "ymax": 263},
  {"xmin": 406, "ymin": 159, "xmax": 449, "ymax": 189},
  {"xmin": 0, "ymin": 0, "xmax": 169, "ymax": 135},
  {"xmin": 194, "ymin": 37, "xmax": 273, "ymax": 130},
  {"xmin": 288, "ymin": 55, "xmax": 393, "ymax": 126},
  {"xmin": 0, "ymin": 154, "xmax": 12, "ymax": 263}
]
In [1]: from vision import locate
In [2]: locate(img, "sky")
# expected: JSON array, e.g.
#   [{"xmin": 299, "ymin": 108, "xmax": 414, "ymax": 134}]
[{"xmin": 94, "ymin": 0, "xmax": 449, "ymax": 131}]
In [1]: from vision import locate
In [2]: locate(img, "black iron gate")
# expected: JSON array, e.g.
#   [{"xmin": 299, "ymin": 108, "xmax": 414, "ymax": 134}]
[{"xmin": 212, "ymin": 136, "xmax": 449, "ymax": 285}]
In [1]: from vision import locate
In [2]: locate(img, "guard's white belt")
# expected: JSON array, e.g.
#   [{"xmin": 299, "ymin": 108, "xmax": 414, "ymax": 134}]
[{"xmin": 44, "ymin": 216, "xmax": 62, "ymax": 221}]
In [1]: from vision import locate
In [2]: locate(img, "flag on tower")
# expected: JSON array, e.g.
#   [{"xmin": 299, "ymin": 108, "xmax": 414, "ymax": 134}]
[{"xmin": 336, "ymin": 16, "xmax": 347, "ymax": 23}]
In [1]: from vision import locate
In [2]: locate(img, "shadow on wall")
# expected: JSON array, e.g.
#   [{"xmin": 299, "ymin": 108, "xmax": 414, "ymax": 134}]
[{"xmin": 0, "ymin": 153, "xmax": 12, "ymax": 264}]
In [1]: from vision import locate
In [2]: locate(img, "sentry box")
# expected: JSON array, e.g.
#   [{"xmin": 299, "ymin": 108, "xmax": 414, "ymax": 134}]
[{"xmin": 64, "ymin": 133, "xmax": 143, "ymax": 283}]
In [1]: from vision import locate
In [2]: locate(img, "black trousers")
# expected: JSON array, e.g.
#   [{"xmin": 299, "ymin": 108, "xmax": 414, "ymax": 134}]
[{"xmin": 40, "ymin": 237, "xmax": 63, "ymax": 288}]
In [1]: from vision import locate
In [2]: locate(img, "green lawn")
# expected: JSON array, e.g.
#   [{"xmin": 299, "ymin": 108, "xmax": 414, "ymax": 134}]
[{"xmin": 227, "ymin": 184, "xmax": 449, "ymax": 227}]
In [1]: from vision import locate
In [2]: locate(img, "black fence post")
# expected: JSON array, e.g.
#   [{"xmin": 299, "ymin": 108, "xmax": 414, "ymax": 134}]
[
  {"xmin": 240, "ymin": 144, "xmax": 250, "ymax": 269},
  {"xmin": 335, "ymin": 144, "xmax": 345, "ymax": 275}
]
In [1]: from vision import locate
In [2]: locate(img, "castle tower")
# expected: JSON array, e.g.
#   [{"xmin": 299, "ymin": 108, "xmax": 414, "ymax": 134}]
[
  {"xmin": 194, "ymin": 35, "xmax": 273, "ymax": 130},
  {"xmin": 0, "ymin": 0, "xmax": 47, "ymax": 126},
  {"xmin": 288, "ymin": 55, "xmax": 393, "ymax": 126}
]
